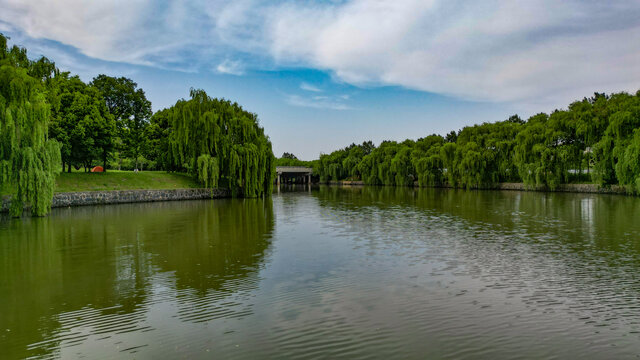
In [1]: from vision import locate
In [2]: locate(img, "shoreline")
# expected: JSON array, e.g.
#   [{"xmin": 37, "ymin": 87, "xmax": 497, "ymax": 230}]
[
  {"xmin": 1, "ymin": 188, "xmax": 230, "ymax": 214},
  {"xmin": 326, "ymin": 181, "xmax": 630, "ymax": 195},
  {"xmin": 2, "ymin": 181, "xmax": 632, "ymax": 214}
]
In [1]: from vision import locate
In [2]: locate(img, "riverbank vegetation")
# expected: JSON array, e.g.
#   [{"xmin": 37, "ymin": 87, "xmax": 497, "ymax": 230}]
[
  {"xmin": 1, "ymin": 171, "xmax": 199, "ymax": 195},
  {"xmin": 275, "ymin": 152, "xmax": 317, "ymax": 168},
  {"xmin": 164, "ymin": 89, "xmax": 275, "ymax": 197},
  {"xmin": 54, "ymin": 171, "xmax": 199, "ymax": 193},
  {"xmin": 0, "ymin": 36, "xmax": 61, "ymax": 216},
  {"xmin": 316, "ymin": 93, "xmax": 640, "ymax": 193},
  {"xmin": 0, "ymin": 34, "xmax": 274, "ymax": 216}
]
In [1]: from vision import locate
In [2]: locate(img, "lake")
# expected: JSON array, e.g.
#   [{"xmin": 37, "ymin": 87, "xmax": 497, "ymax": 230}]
[{"xmin": 1, "ymin": 186, "xmax": 640, "ymax": 359}]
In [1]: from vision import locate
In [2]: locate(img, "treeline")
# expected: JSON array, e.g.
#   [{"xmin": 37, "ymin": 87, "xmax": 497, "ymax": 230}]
[
  {"xmin": 0, "ymin": 34, "xmax": 274, "ymax": 216},
  {"xmin": 274, "ymin": 152, "xmax": 317, "ymax": 168},
  {"xmin": 316, "ymin": 92, "xmax": 640, "ymax": 191}
]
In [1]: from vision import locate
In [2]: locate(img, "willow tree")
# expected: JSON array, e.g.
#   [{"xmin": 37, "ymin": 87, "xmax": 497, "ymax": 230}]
[
  {"xmin": 167, "ymin": 89, "xmax": 274, "ymax": 197},
  {"xmin": 0, "ymin": 55, "xmax": 61, "ymax": 216}
]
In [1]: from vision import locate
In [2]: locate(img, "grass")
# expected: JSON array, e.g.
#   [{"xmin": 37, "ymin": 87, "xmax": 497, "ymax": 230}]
[{"xmin": 54, "ymin": 170, "xmax": 200, "ymax": 193}]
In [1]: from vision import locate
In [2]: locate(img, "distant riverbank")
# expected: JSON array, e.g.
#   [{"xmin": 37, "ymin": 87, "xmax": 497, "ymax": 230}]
[{"xmin": 325, "ymin": 181, "xmax": 629, "ymax": 195}]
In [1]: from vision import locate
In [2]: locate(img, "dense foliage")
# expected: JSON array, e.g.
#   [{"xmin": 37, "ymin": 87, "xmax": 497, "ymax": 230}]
[
  {"xmin": 317, "ymin": 92, "xmax": 640, "ymax": 192},
  {"xmin": 91, "ymin": 75, "xmax": 152, "ymax": 170},
  {"xmin": 166, "ymin": 89, "xmax": 275, "ymax": 197},
  {"xmin": 49, "ymin": 74, "xmax": 116, "ymax": 172},
  {"xmin": 274, "ymin": 152, "xmax": 317, "ymax": 168},
  {"xmin": 0, "ymin": 34, "xmax": 275, "ymax": 216},
  {"xmin": 0, "ymin": 35, "xmax": 61, "ymax": 216}
]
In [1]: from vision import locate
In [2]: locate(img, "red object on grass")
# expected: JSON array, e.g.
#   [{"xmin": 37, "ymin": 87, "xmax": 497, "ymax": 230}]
[{"xmin": 91, "ymin": 166, "xmax": 104, "ymax": 173}]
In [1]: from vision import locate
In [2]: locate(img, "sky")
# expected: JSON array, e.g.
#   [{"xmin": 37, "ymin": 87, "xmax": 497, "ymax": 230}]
[{"xmin": 1, "ymin": 0, "xmax": 639, "ymax": 160}]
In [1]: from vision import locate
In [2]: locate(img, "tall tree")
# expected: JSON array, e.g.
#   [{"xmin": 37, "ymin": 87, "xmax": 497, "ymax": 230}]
[
  {"xmin": 91, "ymin": 75, "xmax": 152, "ymax": 170},
  {"xmin": 0, "ymin": 34, "xmax": 61, "ymax": 216},
  {"xmin": 143, "ymin": 108, "xmax": 172, "ymax": 171},
  {"xmin": 167, "ymin": 89, "xmax": 275, "ymax": 197},
  {"xmin": 49, "ymin": 75, "xmax": 115, "ymax": 172}
]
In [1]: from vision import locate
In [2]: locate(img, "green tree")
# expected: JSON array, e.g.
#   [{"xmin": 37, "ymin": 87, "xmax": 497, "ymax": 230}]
[
  {"xmin": 411, "ymin": 135, "xmax": 445, "ymax": 187},
  {"xmin": 166, "ymin": 89, "xmax": 275, "ymax": 197},
  {"xmin": 592, "ymin": 92, "xmax": 640, "ymax": 186},
  {"xmin": 91, "ymin": 75, "xmax": 152, "ymax": 170},
  {"xmin": 49, "ymin": 75, "xmax": 115, "ymax": 172},
  {"xmin": 0, "ymin": 34, "xmax": 61, "ymax": 216},
  {"xmin": 143, "ymin": 108, "xmax": 172, "ymax": 170}
]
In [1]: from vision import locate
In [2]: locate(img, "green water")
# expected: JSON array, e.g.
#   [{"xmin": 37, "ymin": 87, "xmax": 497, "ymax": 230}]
[{"xmin": 1, "ymin": 186, "xmax": 640, "ymax": 359}]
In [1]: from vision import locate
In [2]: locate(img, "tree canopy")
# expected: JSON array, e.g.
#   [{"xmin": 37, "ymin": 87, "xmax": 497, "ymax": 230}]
[
  {"xmin": 316, "ymin": 91, "xmax": 640, "ymax": 192},
  {"xmin": 91, "ymin": 75, "xmax": 152, "ymax": 169},
  {"xmin": 49, "ymin": 74, "xmax": 115, "ymax": 172},
  {"xmin": 281, "ymin": 152, "xmax": 298, "ymax": 160},
  {"xmin": 166, "ymin": 89, "xmax": 275, "ymax": 197},
  {"xmin": 0, "ymin": 34, "xmax": 61, "ymax": 216},
  {"xmin": 1, "ymin": 35, "xmax": 278, "ymax": 217}
]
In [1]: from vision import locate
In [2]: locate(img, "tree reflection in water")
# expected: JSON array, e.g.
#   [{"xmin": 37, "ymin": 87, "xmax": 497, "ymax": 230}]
[{"xmin": 0, "ymin": 198, "xmax": 274, "ymax": 359}]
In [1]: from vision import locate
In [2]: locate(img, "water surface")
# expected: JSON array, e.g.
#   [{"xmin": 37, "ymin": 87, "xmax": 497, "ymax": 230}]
[{"xmin": 2, "ymin": 186, "xmax": 640, "ymax": 359}]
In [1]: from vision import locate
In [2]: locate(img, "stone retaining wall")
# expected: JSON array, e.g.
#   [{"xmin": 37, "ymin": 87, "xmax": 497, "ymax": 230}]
[
  {"xmin": 327, "ymin": 180, "xmax": 365, "ymax": 186},
  {"xmin": 1, "ymin": 188, "xmax": 230, "ymax": 213},
  {"xmin": 496, "ymin": 182, "xmax": 628, "ymax": 194}
]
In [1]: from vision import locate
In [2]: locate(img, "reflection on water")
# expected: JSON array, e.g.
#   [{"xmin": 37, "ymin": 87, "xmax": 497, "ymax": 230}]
[
  {"xmin": 2, "ymin": 187, "xmax": 640, "ymax": 359},
  {"xmin": 0, "ymin": 199, "xmax": 273, "ymax": 359}
]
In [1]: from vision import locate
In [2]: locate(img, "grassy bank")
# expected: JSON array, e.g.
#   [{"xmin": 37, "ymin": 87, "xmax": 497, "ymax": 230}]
[{"xmin": 54, "ymin": 171, "xmax": 200, "ymax": 193}]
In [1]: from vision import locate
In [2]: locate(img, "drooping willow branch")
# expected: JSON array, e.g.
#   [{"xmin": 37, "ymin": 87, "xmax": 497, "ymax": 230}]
[{"xmin": 166, "ymin": 89, "xmax": 275, "ymax": 197}]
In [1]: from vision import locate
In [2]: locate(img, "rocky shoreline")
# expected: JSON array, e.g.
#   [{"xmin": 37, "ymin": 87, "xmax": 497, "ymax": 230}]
[{"xmin": 2, "ymin": 182, "xmax": 631, "ymax": 214}]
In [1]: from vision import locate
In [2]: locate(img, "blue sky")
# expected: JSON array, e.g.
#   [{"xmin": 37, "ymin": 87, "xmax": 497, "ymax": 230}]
[{"xmin": 1, "ymin": 1, "xmax": 639, "ymax": 160}]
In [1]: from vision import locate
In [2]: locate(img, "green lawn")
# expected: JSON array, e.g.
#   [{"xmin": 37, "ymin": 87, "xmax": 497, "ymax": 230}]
[{"xmin": 54, "ymin": 171, "xmax": 200, "ymax": 193}]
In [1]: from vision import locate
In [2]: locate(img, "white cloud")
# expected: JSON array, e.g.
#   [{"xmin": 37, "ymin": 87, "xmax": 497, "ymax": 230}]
[
  {"xmin": 286, "ymin": 94, "xmax": 352, "ymax": 110},
  {"xmin": 0, "ymin": 0, "xmax": 220, "ymax": 68},
  {"xmin": 300, "ymin": 82, "xmax": 323, "ymax": 92},
  {"xmin": 265, "ymin": 0, "xmax": 640, "ymax": 105},
  {"xmin": 1, "ymin": 0, "xmax": 639, "ymax": 106},
  {"xmin": 216, "ymin": 59, "xmax": 245, "ymax": 75},
  {"xmin": 0, "ymin": 0, "xmax": 153, "ymax": 64}
]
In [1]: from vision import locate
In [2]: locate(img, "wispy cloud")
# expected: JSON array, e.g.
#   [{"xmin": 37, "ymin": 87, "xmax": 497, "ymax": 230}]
[
  {"xmin": 0, "ymin": 20, "xmax": 13, "ymax": 32},
  {"xmin": 300, "ymin": 82, "xmax": 322, "ymax": 92},
  {"xmin": 216, "ymin": 59, "xmax": 245, "ymax": 75},
  {"xmin": 267, "ymin": 0, "xmax": 640, "ymax": 105},
  {"xmin": 286, "ymin": 94, "xmax": 352, "ymax": 110}
]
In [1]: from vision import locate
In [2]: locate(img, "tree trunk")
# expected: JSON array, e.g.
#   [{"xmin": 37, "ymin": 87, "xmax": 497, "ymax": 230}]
[{"xmin": 68, "ymin": 163, "xmax": 71, "ymax": 173}]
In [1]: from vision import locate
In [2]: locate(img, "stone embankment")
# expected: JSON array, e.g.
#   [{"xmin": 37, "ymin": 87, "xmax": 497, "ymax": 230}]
[
  {"xmin": 327, "ymin": 180, "xmax": 365, "ymax": 186},
  {"xmin": 1, "ymin": 188, "xmax": 229, "ymax": 213},
  {"xmin": 325, "ymin": 181, "xmax": 630, "ymax": 195},
  {"xmin": 495, "ymin": 183, "xmax": 627, "ymax": 194}
]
